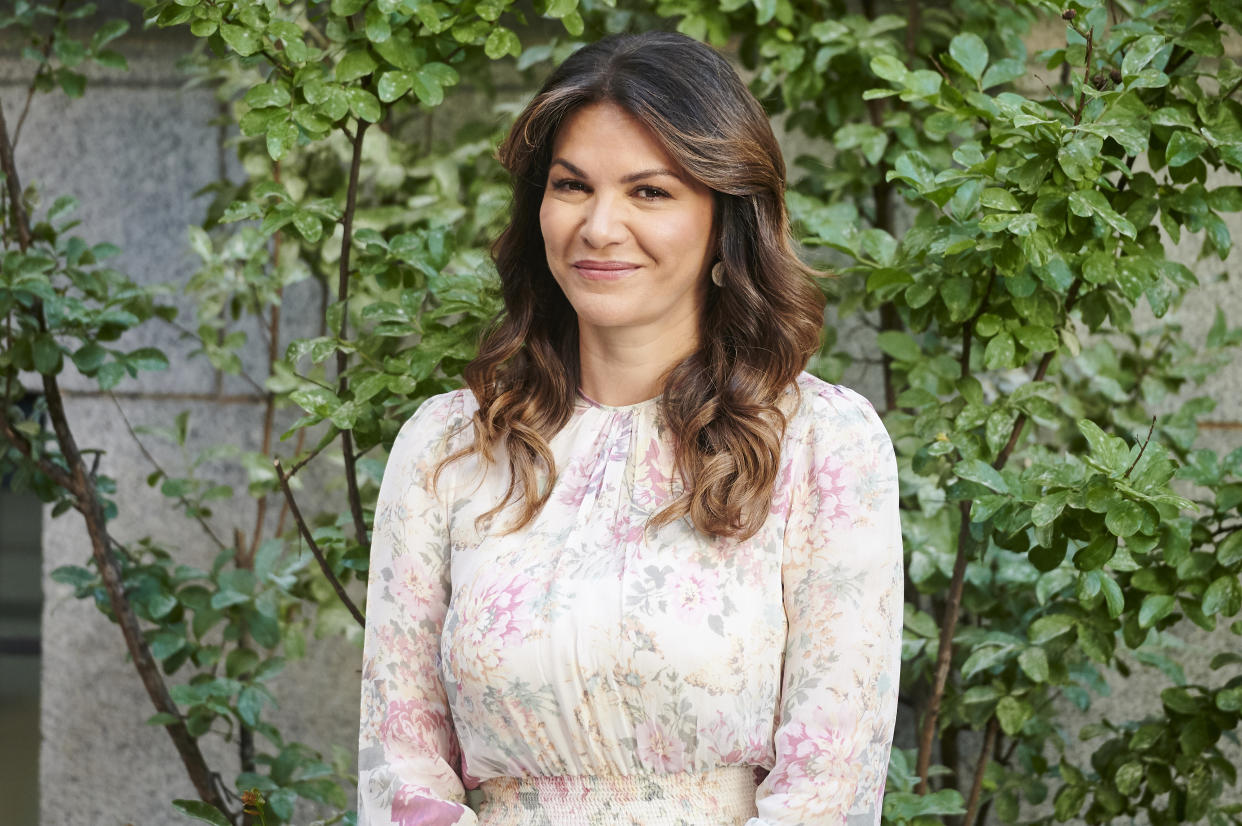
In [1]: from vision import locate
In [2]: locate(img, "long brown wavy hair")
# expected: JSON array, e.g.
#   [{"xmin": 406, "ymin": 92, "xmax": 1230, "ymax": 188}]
[{"xmin": 439, "ymin": 31, "xmax": 825, "ymax": 541}]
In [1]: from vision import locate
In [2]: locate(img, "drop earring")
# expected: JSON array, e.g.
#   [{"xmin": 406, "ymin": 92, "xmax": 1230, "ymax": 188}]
[{"xmin": 710, "ymin": 260, "xmax": 725, "ymax": 287}]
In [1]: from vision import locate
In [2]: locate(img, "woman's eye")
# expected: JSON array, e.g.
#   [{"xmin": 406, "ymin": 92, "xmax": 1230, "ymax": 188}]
[
  {"xmin": 635, "ymin": 186, "xmax": 670, "ymax": 200},
  {"xmin": 551, "ymin": 178, "xmax": 587, "ymax": 192}
]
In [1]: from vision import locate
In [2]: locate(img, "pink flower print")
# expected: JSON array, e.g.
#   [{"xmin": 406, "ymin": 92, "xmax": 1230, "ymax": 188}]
[
  {"xmin": 391, "ymin": 787, "xmax": 467, "ymax": 826},
  {"xmin": 611, "ymin": 518, "xmax": 645, "ymax": 545},
  {"xmin": 634, "ymin": 437, "xmax": 674, "ymax": 509},
  {"xmin": 670, "ymin": 569, "xmax": 723, "ymax": 623},
  {"xmin": 768, "ymin": 458, "xmax": 795, "ymax": 518},
  {"xmin": 381, "ymin": 701, "xmax": 453, "ymax": 761},
  {"xmin": 704, "ymin": 710, "xmax": 771, "ymax": 765},
  {"xmin": 394, "ymin": 553, "xmax": 445, "ymax": 609},
  {"xmin": 769, "ymin": 718, "xmax": 860, "ymax": 819},
  {"xmin": 810, "ymin": 456, "xmax": 852, "ymax": 527},
  {"xmin": 635, "ymin": 718, "xmax": 686, "ymax": 773},
  {"xmin": 453, "ymin": 575, "xmax": 531, "ymax": 683}
]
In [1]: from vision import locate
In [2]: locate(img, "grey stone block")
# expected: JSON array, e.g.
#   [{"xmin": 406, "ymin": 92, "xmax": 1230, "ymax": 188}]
[{"xmin": 4, "ymin": 81, "xmax": 237, "ymax": 396}]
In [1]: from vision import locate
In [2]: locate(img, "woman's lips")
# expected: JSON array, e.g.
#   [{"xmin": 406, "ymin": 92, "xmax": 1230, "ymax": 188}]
[{"xmin": 573, "ymin": 260, "xmax": 640, "ymax": 281}]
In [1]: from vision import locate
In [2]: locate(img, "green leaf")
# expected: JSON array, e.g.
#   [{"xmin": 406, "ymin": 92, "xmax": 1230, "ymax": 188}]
[
  {"xmin": 91, "ymin": 19, "xmax": 130, "ymax": 50},
  {"xmin": 1100, "ymin": 574, "xmax": 1125, "ymax": 618},
  {"xmin": 1029, "ymin": 613, "xmax": 1076, "ymax": 643},
  {"xmin": 1068, "ymin": 190, "xmax": 1137, "ymax": 238},
  {"xmin": 365, "ymin": 3, "xmax": 392, "ymax": 41},
  {"xmin": 956, "ymin": 458, "xmax": 1008, "ymax": 493},
  {"xmin": 1219, "ymin": 530, "xmax": 1242, "ymax": 566},
  {"xmin": 337, "ymin": 49, "xmax": 378, "ymax": 83},
  {"xmin": 484, "ymin": 26, "xmax": 521, "ymax": 60},
  {"xmin": 996, "ymin": 696, "xmax": 1031, "ymax": 735},
  {"xmin": 1166, "ymin": 131, "xmax": 1209, "ymax": 168},
  {"xmin": 412, "ymin": 67, "xmax": 446, "ymax": 106},
  {"xmin": 981, "ymin": 187, "xmax": 1019, "ymax": 211},
  {"xmin": 1018, "ymin": 646, "xmax": 1050, "ymax": 682},
  {"xmin": 347, "ymin": 88, "xmax": 382, "ymax": 122},
  {"xmin": 1104, "ymin": 501, "xmax": 1144, "ymax": 538},
  {"xmin": 1054, "ymin": 784, "xmax": 1087, "ymax": 821},
  {"xmin": 172, "ymin": 800, "xmax": 232, "ymax": 826},
  {"xmin": 243, "ymin": 83, "xmax": 291, "ymax": 109},
  {"xmin": 1122, "ymin": 34, "xmax": 1166, "ymax": 76},
  {"xmin": 876, "ymin": 331, "xmax": 920, "ymax": 362},
  {"xmin": 126, "ymin": 347, "xmax": 169, "ymax": 373},
  {"xmin": 1139, "ymin": 594, "xmax": 1176, "ymax": 628},
  {"xmin": 545, "ymin": 0, "xmax": 578, "ymax": 17},
  {"xmin": 378, "ymin": 71, "xmax": 412, "ymax": 102},
  {"xmin": 33, "ymin": 333, "xmax": 62, "ymax": 374},
  {"xmin": 870, "ymin": 54, "xmax": 907, "ymax": 83},
  {"xmin": 238, "ymin": 685, "xmax": 264, "ymax": 726},
  {"xmin": 219, "ymin": 23, "xmax": 261, "ymax": 57},
  {"xmin": 1202, "ymin": 575, "xmax": 1240, "ymax": 617},
  {"xmin": 984, "ymin": 331, "xmax": 1015, "ymax": 369},
  {"xmin": 949, "ymin": 32, "xmax": 987, "ymax": 82}
]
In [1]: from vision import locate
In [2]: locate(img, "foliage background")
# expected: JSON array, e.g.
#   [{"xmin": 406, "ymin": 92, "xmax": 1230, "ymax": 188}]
[{"xmin": 2, "ymin": 0, "xmax": 1242, "ymax": 824}]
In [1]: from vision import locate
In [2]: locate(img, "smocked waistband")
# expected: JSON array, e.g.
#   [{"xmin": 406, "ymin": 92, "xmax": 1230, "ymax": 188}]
[{"xmin": 478, "ymin": 766, "xmax": 759, "ymax": 826}]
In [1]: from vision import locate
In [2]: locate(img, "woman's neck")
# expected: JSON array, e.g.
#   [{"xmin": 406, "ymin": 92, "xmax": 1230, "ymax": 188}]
[{"xmin": 576, "ymin": 320, "xmax": 699, "ymax": 407}]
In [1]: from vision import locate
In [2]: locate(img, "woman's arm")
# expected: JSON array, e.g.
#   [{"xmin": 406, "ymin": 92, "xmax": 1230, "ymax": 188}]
[
  {"xmin": 752, "ymin": 386, "xmax": 903, "ymax": 825},
  {"xmin": 358, "ymin": 393, "xmax": 478, "ymax": 826}
]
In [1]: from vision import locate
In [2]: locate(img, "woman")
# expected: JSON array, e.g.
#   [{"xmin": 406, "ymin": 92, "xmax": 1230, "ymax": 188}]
[{"xmin": 358, "ymin": 31, "xmax": 902, "ymax": 826}]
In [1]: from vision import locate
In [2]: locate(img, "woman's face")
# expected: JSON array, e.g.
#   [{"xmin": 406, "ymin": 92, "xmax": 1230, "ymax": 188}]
[{"xmin": 539, "ymin": 102, "xmax": 716, "ymax": 343}]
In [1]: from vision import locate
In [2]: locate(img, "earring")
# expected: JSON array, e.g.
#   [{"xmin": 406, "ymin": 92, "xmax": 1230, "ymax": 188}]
[{"xmin": 711, "ymin": 260, "xmax": 725, "ymax": 287}]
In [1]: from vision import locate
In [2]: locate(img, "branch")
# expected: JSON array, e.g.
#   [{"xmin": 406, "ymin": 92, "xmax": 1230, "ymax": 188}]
[
  {"xmin": 1074, "ymin": 26, "xmax": 1095, "ymax": 126},
  {"xmin": 273, "ymin": 458, "xmax": 365, "ymax": 628},
  {"xmin": 916, "ymin": 499, "xmax": 973, "ymax": 789},
  {"xmin": 12, "ymin": 0, "xmax": 66, "ymax": 151},
  {"xmin": 960, "ymin": 272, "xmax": 997, "ymax": 379},
  {"xmin": 918, "ymin": 276, "xmax": 1080, "ymax": 788},
  {"xmin": 0, "ymin": 409, "xmax": 77, "ymax": 491},
  {"xmin": 993, "ymin": 277, "xmax": 1083, "ymax": 471},
  {"xmin": 336, "ymin": 120, "xmax": 371, "ymax": 547},
  {"xmin": 1, "ymin": 94, "xmax": 231, "ymax": 820},
  {"xmin": 0, "ymin": 101, "xmax": 33, "ymax": 251},
  {"xmin": 247, "ymin": 161, "xmax": 286, "ymax": 565},
  {"xmin": 963, "ymin": 716, "xmax": 999, "ymax": 826},
  {"xmin": 1124, "ymin": 416, "xmax": 1157, "ymax": 478}
]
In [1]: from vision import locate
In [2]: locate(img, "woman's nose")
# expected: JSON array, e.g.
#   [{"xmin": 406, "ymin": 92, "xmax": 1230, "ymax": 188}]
[{"xmin": 580, "ymin": 193, "xmax": 628, "ymax": 248}]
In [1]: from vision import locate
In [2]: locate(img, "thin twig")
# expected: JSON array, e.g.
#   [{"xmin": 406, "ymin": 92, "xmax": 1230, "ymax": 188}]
[
  {"xmin": 916, "ymin": 500, "xmax": 973, "ymax": 790},
  {"xmin": 993, "ymin": 278, "xmax": 1083, "ymax": 471},
  {"xmin": 336, "ymin": 120, "xmax": 371, "ymax": 547},
  {"xmin": 108, "ymin": 393, "xmax": 228, "ymax": 551},
  {"xmin": 274, "ymin": 426, "xmax": 308, "ymax": 538},
  {"xmin": 273, "ymin": 458, "xmax": 365, "ymax": 627},
  {"xmin": 1124, "ymin": 416, "xmax": 1157, "ymax": 478},
  {"xmin": 12, "ymin": 0, "xmax": 66, "ymax": 151},
  {"xmin": 1036, "ymin": 74, "xmax": 1076, "ymax": 119},
  {"xmin": 963, "ymin": 716, "xmax": 999, "ymax": 826},
  {"xmin": 1074, "ymin": 26, "xmax": 1095, "ymax": 126}
]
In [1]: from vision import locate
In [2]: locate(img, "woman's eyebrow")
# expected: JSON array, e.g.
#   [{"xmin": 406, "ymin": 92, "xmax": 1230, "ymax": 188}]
[{"xmin": 549, "ymin": 157, "xmax": 683, "ymax": 184}]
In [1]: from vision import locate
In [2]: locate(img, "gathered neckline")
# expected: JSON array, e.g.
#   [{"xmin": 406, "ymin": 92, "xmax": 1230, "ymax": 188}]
[{"xmin": 576, "ymin": 389, "xmax": 662, "ymax": 413}]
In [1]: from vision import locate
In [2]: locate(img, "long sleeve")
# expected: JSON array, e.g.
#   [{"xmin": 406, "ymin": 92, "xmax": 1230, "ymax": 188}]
[
  {"xmin": 751, "ymin": 386, "xmax": 904, "ymax": 825},
  {"xmin": 358, "ymin": 392, "xmax": 478, "ymax": 826}
]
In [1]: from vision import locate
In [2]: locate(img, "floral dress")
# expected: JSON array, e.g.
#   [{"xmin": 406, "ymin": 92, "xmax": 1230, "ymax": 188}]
[{"xmin": 357, "ymin": 372, "xmax": 903, "ymax": 826}]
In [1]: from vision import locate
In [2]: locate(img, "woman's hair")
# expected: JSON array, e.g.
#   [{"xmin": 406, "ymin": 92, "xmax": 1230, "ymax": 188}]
[{"xmin": 439, "ymin": 30, "xmax": 825, "ymax": 541}]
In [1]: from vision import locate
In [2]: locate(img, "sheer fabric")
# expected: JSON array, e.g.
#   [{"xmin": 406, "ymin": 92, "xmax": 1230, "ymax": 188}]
[{"xmin": 358, "ymin": 373, "xmax": 903, "ymax": 825}]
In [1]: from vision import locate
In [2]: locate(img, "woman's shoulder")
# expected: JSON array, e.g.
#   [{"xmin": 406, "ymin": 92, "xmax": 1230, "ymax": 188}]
[
  {"xmin": 391, "ymin": 387, "xmax": 479, "ymax": 457},
  {"xmin": 784, "ymin": 371, "xmax": 886, "ymax": 433}
]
